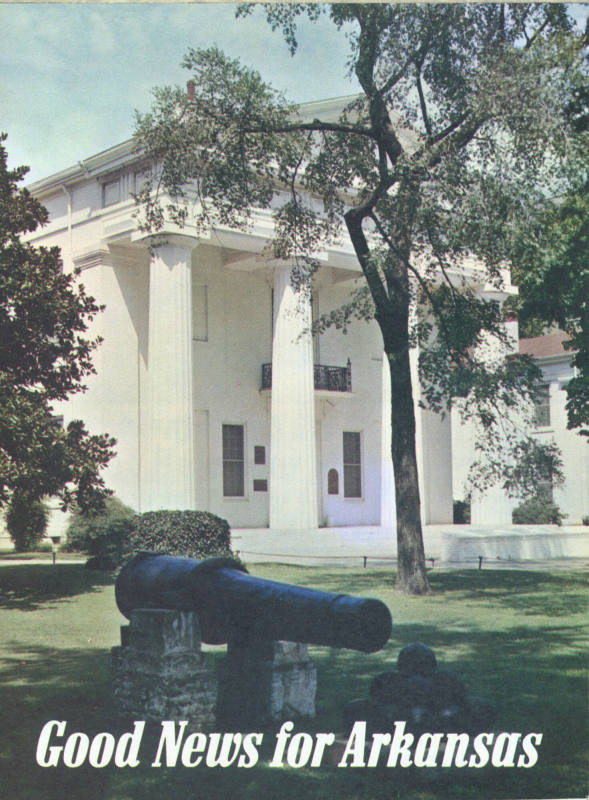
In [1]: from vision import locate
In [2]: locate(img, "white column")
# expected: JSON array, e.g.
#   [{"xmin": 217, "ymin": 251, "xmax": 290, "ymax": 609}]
[
  {"xmin": 142, "ymin": 236, "xmax": 196, "ymax": 511},
  {"xmin": 380, "ymin": 355, "xmax": 396, "ymax": 527},
  {"xmin": 410, "ymin": 311, "xmax": 454, "ymax": 525},
  {"xmin": 269, "ymin": 264, "xmax": 318, "ymax": 529}
]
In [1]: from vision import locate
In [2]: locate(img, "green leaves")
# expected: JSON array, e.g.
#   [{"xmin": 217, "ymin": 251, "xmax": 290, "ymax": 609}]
[
  {"xmin": 133, "ymin": 4, "xmax": 586, "ymax": 509},
  {"xmin": 0, "ymin": 134, "xmax": 115, "ymax": 510},
  {"xmin": 512, "ymin": 182, "xmax": 589, "ymax": 437}
]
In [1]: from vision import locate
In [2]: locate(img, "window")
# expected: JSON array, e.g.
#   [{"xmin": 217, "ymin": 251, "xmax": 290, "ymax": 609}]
[
  {"xmin": 537, "ymin": 480, "xmax": 554, "ymax": 503},
  {"xmin": 254, "ymin": 446, "xmax": 266, "ymax": 465},
  {"xmin": 327, "ymin": 468, "xmax": 339, "ymax": 495},
  {"xmin": 343, "ymin": 432, "xmax": 362, "ymax": 498},
  {"xmin": 533, "ymin": 384, "xmax": 550, "ymax": 427},
  {"xmin": 222, "ymin": 424, "xmax": 244, "ymax": 497},
  {"xmin": 102, "ymin": 179, "xmax": 120, "ymax": 207},
  {"xmin": 192, "ymin": 284, "xmax": 208, "ymax": 341}
]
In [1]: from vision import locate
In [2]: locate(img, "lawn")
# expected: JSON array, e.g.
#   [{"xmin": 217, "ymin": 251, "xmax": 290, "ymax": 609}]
[{"xmin": 0, "ymin": 562, "xmax": 586, "ymax": 800}]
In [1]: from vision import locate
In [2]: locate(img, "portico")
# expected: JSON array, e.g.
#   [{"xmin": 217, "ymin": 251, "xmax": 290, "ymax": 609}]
[{"xmin": 23, "ymin": 123, "xmax": 499, "ymax": 538}]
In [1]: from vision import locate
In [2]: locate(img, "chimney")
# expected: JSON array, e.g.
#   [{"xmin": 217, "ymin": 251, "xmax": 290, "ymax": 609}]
[{"xmin": 186, "ymin": 80, "xmax": 196, "ymax": 102}]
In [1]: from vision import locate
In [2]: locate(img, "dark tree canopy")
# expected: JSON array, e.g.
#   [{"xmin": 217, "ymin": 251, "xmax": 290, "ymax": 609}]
[
  {"xmin": 0, "ymin": 134, "xmax": 115, "ymax": 511},
  {"xmin": 134, "ymin": 4, "xmax": 586, "ymax": 592},
  {"xmin": 510, "ymin": 65, "xmax": 589, "ymax": 439}
]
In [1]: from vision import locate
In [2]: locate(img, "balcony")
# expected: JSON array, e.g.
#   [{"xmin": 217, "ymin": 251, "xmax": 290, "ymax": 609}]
[{"xmin": 261, "ymin": 359, "xmax": 352, "ymax": 392}]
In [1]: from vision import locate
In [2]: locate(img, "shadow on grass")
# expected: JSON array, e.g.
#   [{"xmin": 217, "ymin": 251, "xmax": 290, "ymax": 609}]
[
  {"xmin": 0, "ymin": 643, "xmax": 117, "ymax": 800},
  {"xmin": 0, "ymin": 565, "xmax": 586, "ymax": 800},
  {"xmin": 427, "ymin": 570, "xmax": 589, "ymax": 617},
  {"xmin": 0, "ymin": 564, "xmax": 115, "ymax": 611},
  {"xmin": 311, "ymin": 624, "xmax": 587, "ymax": 800},
  {"xmin": 271, "ymin": 567, "xmax": 589, "ymax": 618}
]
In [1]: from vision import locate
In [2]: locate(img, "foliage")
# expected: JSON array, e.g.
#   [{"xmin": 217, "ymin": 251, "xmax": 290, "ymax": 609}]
[
  {"xmin": 453, "ymin": 499, "xmax": 471, "ymax": 525},
  {"xmin": 128, "ymin": 509, "xmax": 233, "ymax": 560},
  {"xmin": 512, "ymin": 495, "xmax": 566, "ymax": 526},
  {"xmin": 509, "ymin": 60, "xmax": 588, "ymax": 437},
  {"xmin": 134, "ymin": 5, "xmax": 586, "ymax": 592},
  {"xmin": 0, "ymin": 134, "xmax": 115, "ymax": 511},
  {"xmin": 6, "ymin": 492, "xmax": 48, "ymax": 552},
  {"xmin": 511, "ymin": 184, "xmax": 589, "ymax": 438},
  {"xmin": 65, "ymin": 497, "xmax": 136, "ymax": 569}
]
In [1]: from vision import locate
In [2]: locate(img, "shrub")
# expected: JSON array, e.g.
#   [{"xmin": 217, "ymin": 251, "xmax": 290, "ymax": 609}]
[
  {"xmin": 582, "ymin": 515, "xmax": 589, "ymax": 526},
  {"xmin": 512, "ymin": 496, "xmax": 566, "ymax": 526},
  {"xmin": 6, "ymin": 493, "xmax": 49, "ymax": 552},
  {"xmin": 453, "ymin": 499, "xmax": 471, "ymax": 524},
  {"xmin": 128, "ymin": 510, "xmax": 232, "ymax": 560},
  {"xmin": 65, "ymin": 497, "xmax": 136, "ymax": 569}
]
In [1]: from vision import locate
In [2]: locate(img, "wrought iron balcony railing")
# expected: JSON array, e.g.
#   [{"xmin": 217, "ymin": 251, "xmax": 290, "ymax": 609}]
[{"xmin": 261, "ymin": 359, "xmax": 352, "ymax": 392}]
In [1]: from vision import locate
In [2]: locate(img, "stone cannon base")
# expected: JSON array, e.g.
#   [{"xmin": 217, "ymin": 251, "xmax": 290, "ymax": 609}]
[
  {"xmin": 217, "ymin": 640, "xmax": 317, "ymax": 729},
  {"xmin": 112, "ymin": 609, "xmax": 317, "ymax": 730},
  {"xmin": 111, "ymin": 608, "xmax": 217, "ymax": 728}
]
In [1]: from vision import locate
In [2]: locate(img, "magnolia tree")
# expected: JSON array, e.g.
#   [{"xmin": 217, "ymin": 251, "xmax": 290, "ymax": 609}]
[
  {"xmin": 134, "ymin": 4, "xmax": 586, "ymax": 593},
  {"xmin": 0, "ymin": 135, "xmax": 115, "ymax": 513}
]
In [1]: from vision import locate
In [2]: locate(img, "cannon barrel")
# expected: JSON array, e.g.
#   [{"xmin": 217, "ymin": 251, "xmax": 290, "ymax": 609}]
[{"xmin": 116, "ymin": 553, "xmax": 392, "ymax": 653}]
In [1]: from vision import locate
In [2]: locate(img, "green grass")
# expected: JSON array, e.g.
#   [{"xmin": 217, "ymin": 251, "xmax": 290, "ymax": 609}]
[{"xmin": 0, "ymin": 563, "xmax": 586, "ymax": 800}]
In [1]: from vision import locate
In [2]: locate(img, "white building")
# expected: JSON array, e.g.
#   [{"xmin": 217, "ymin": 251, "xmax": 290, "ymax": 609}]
[
  {"xmin": 24, "ymin": 97, "xmax": 586, "ymax": 540},
  {"xmin": 519, "ymin": 332, "xmax": 588, "ymax": 524},
  {"xmin": 452, "ymin": 329, "xmax": 589, "ymax": 526}
]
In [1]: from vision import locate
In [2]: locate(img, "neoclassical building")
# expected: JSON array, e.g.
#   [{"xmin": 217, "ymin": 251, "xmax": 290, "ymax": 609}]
[{"xmin": 26, "ymin": 97, "xmax": 585, "ymax": 535}]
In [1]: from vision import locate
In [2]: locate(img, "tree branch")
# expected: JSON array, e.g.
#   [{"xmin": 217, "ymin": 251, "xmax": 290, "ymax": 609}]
[
  {"xmin": 371, "ymin": 211, "xmax": 458, "ymax": 362},
  {"xmin": 344, "ymin": 207, "xmax": 390, "ymax": 316},
  {"xmin": 416, "ymin": 72, "xmax": 433, "ymax": 138}
]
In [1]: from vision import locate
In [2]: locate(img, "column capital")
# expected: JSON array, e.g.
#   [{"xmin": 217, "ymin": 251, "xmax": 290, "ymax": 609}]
[
  {"xmin": 132, "ymin": 231, "xmax": 201, "ymax": 253},
  {"xmin": 73, "ymin": 247, "xmax": 113, "ymax": 271}
]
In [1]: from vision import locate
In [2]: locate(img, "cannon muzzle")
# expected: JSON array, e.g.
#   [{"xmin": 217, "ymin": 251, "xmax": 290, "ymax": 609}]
[{"xmin": 116, "ymin": 553, "xmax": 392, "ymax": 653}]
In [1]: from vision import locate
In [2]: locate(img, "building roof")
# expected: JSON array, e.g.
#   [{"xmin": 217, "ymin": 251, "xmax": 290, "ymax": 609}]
[
  {"xmin": 26, "ymin": 95, "xmax": 363, "ymax": 197},
  {"xmin": 519, "ymin": 330, "xmax": 572, "ymax": 358}
]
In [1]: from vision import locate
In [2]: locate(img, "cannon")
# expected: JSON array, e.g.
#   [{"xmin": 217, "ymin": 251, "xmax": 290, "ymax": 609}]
[{"xmin": 116, "ymin": 552, "xmax": 392, "ymax": 653}]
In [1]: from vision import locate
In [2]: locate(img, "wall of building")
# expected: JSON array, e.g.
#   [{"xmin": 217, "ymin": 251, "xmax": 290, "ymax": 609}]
[
  {"xmin": 24, "ymin": 153, "xmax": 469, "ymax": 533},
  {"xmin": 184, "ymin": 247, "xmax": 273, "ymax": 527},
  {"xmin": 533, "ymin": 358, "xmax": 589, "ymax": 524},
  {"xmin": 317, "ymin": 277, "xmax": 385, "ymax": 526}
]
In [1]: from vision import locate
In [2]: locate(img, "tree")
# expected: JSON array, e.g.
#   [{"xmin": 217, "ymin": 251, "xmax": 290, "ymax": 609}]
[
  {"xmin": 511, "ymin": 68, "xmax": 589, "ymax": 439},
  {"xmin": 133, "ymin": 4, "xmax": 586, "ymax": 593},
  {"xmin": 6, "ymin": 492, "xmax": 48, "ymax": 552},
  {"xmin": 0, "ymin": 134, "xmax": 115, "ymax": 512}
]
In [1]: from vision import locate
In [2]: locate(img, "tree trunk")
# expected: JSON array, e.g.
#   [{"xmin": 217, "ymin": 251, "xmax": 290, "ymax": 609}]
[
  {"xmin": 385, "ymin": 339, "xmax": 430, "ymax": 595},
  {"xmin": 344, "ymin": 198, "xmax": 429, "ymax": 594}
]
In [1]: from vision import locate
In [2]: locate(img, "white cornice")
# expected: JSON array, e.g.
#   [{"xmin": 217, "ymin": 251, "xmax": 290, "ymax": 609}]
[
  {"xmin": 27, "ymin": 96, "xmax": 363, "ymax": 199},
  {"xmin": 27, "ymin": 140, "xmax": 140, "ymax": 197}
]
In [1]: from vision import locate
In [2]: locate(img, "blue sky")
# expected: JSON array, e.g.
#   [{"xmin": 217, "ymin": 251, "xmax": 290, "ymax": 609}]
[
  {"xmin": 1, "ymin": 3, "xmax": 587, "ymax": 184},
  {"xmin": 0, "ymin": 3, "xmax": 358, "ymax": 183}
]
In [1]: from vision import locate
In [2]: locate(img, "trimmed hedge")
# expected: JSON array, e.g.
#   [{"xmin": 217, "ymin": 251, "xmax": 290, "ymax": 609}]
[
  {"xmin": 512, "ymin": 496, "xmax": 566, "ymax": 526},
  {"xmin": 128, "ymin": 510, "xmax": 232, "ymax": 560},
  {"xmin": 65, "ymin": 503, "xmax": 233, "ymax": 569}
]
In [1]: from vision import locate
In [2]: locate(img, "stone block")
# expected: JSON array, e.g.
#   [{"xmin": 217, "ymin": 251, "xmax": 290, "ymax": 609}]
[
  {"xmin": 111, "ymin": 609, "xmax": 217, "ymax": 729},
  {"xmin": 127, "ymin": 608, "xmax": 203, "ymax": 654},
  {"xmin": 217, "ymin": 640, "xmax": 316, "ymax": 728}
]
